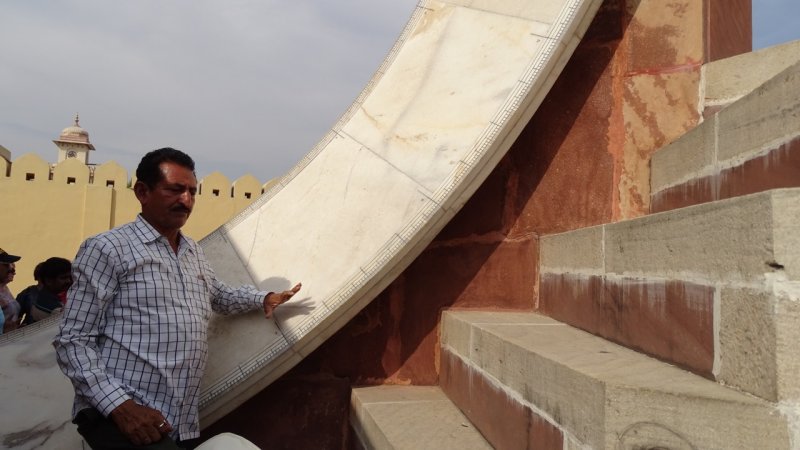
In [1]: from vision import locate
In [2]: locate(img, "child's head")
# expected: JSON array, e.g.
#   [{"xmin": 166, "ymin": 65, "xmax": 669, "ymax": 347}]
[{"xmin": 40, "ymin": 257, "xmax": 73, "ymax": 294}]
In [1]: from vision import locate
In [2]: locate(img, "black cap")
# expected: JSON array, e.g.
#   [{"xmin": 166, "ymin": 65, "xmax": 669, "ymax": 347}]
[{"xmin": 0, "ymin": 248, "xmax": 21, "ymax": 263}]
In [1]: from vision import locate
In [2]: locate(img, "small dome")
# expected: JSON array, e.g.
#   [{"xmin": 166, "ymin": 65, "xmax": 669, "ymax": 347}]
[{"xmin": 54, "ymin": 113, "xmax": 95, "ymax": 149}]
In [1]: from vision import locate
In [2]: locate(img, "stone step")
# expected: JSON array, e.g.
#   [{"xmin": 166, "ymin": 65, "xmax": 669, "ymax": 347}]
[
  {"xmin": 650, "ymin": 43, "xmax": 800, "ymax": 213},
  {"xmin": 539, "ymin": 187, "xmax": 800, "ymax": 402},
  {"xmin": 440, "ymin": 310, "xmax": 792, "ymax": 450},
  {"xmin": 703, "ymin": 39, "xmax": 800, "ymax": 115},
  {"xmin": 350, "ymin": 385, "xmax": 492, "ymax": 450}
]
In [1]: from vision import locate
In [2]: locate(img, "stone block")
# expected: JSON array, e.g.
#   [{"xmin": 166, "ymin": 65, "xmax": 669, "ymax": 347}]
[
  {"xmin": 705, "ymin": 40, "xmax": 800, "ymax": 106},
  {"xmin": 705, "ymin": 0, "xmax": 751, "ymax": 62},
  {"xmin": 772, "ymin": 188, "xmax": 800, "ymax": 281},
  {"xmin": 718, "ymin": 287, "xmax": 777, "ymax": 401},
  {"xmin": 618, "ymin": 68, "xmax": 702, "ymax": 217},
  {"xmin": 718, "ymin": 138, "xmax": 800, "ymax": 206},
  {"xmin": 650, "ymin": 174, "xmax": 715, "ymax": 213},
  {"xmin": 540, "ymin": 225, "xmax": 604, "ymax": 273},
  {"xmin": 773, "ymin": 280, "xmax": 800, "ymax": 401},
  {"xmin": 441, "ymin": 350, "xmax": 564, "ymax": 450},
  {"xmin": 717, "ymin": 61, "xmax": 800, "ymax": 163},
  {"xmin": 441, "ymin": 311, "xmax": 791, "ymax": 449},
  {"xmin": 625, "ymin": 0, "xmax": 703, "ymax": 73},
  {"xmin": 541, "ymin": 274, "xmax": 714, "ymax": 375},
  {"xmin": 350, "ymin": 385, "xmax": 491, "ymax": 450},
  {"xmin": 650, "ymin": 116, "xmax": 716, "ymax": 194},
  {"xmin": 605, "ymin": 191, "xmax": 778, "ymax": 282}
]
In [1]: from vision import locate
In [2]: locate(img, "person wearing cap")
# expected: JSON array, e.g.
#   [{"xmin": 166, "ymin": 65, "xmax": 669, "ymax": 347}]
[
  {"xmin": 54, "ymin": 148, "xmax": 302, "ymax": 449},
  {"xmin": 0, "ymin": 248, "xmax": 22, "ymax": 334}
]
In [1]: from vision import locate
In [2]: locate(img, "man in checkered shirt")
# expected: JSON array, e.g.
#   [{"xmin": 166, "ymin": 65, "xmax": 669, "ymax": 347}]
[{"xmin": 54, "ymin": 148, "xmax": 301, "ymax": 449}]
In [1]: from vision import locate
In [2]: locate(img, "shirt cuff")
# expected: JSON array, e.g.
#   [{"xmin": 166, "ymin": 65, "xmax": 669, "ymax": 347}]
[
  {"xmin": 95, "ymin": 386, "xmax": 131, "ymax": 417},
  {"xmin": 254, "ymin": 291, "xmax": 270, "ymax": 308}
]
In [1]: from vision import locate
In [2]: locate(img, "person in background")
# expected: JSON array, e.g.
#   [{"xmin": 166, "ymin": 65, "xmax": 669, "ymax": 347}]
[
  {"xmin": 31, "ymin": 257, "xmax": 73, "ymax": 321},
  {"xmin": 0, "ymin": 248, "xmax": 22, "ymax": 334},
  {"xmin": 54, "ymin": 148, "xmax": 301, "ymax": 449},
  {"xmin": 16, "ymin": 262, "xmax": 44, "ymax": 326}
]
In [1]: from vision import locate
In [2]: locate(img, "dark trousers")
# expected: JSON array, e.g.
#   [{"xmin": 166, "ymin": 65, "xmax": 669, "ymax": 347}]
[{"xmin": 75, "ymin": 409, "xmax": 200, "ymax": 450}]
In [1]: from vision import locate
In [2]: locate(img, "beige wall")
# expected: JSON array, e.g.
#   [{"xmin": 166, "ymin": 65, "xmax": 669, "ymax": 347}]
[{"xmin": 0, "ymin": 152, "xmax": 269, "ymax": 293}]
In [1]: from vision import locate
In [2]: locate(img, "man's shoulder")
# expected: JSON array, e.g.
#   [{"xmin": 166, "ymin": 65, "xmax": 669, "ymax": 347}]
[
  {"xmin": 16, "ymin": 285, "xmax": 38, "ymax": 297},
  {"xmin": 78, "ymin": 221, "xmax": 140, "ymax": 260},
  {"xmin": 86, "ymin": 222, "xmax": 136, "ymax": 244}
]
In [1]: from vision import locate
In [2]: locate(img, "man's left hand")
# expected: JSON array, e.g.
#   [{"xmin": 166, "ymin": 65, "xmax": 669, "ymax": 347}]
[{"xmin": 263, "ymin": 283, "xmax": 302, "ymax": 319}]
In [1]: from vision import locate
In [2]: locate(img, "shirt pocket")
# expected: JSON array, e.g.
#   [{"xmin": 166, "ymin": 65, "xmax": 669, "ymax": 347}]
[{"xmin": 183, "ymin": 262, "xmax": 212, "ymax": 323}]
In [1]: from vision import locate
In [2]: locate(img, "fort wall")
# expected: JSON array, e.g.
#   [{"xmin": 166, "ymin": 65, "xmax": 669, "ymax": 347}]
[{"xmin": 0, "ymin": 151, "xmax": 271, "ymax": 292}]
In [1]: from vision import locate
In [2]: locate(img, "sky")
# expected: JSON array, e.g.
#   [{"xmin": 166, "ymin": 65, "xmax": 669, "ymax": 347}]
[{"xmin": 1, "ymin": 0, "xmax": 798, "ymax": 182}]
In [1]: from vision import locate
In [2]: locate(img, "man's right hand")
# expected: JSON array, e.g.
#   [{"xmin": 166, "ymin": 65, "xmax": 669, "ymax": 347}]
[{"xmin": 109, "ymin": 399, "xmax": 173, "ymax": 446}]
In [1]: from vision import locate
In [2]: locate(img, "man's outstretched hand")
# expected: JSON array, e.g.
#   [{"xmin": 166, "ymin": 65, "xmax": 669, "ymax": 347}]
[
  {"xmin": 109, "ymin": 399, "xmax": 173, "ymax": 446},
  {"xmin": 264, "ymin": 282, "xmax": 302, "ymax": 318}
]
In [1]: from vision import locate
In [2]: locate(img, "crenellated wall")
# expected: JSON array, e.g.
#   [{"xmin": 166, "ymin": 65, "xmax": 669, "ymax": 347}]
[{"xmin": 0, "ymin": 151, "xmax": 272, "ymax": 292}]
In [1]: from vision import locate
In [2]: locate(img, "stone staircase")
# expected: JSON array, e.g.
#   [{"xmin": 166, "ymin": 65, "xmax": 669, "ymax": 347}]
[
  {"xmin": 651, "ymin": 40, "xmax": 800, "ymax": 214},
  {"xmin": 440, "ymin": 311, "xmax": 790, "ymax": 449},
  {"xmin": 539, "ymin": 188, "xmax": 800, "ymax": 401},
  {"xmin": 349, "ymin": 43, "xmax": 800, "ymax": 449}
]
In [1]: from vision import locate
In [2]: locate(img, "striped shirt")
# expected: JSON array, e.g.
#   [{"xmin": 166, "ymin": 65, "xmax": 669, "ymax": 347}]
[{"xmin": 54, "ymin": 215, "xmax": 266, "ymax": 440}]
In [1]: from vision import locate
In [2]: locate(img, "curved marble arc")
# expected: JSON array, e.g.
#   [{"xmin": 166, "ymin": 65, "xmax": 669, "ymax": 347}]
[
  {"xmin": 0, "ymin": 0, "xmax": 600, "ymax": 447},
  {"xmin": 199, "ymin": 0, "xmax": 601, "ymax": 425}
]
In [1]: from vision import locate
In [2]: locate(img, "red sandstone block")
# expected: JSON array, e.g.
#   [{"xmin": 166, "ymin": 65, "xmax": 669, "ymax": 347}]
[
  {"xmin": 651, "ymin": 137, "xmax": 800, "ymax": 213},
  {"xmin": 441, "ymin": 349, "xmax": 564, "ymax": 450},
  {"xmin": 707, "ymin": 0, "xmax": 752, "ymax": 62},
  {"xmin": 720, "ymin": 138, "xmax": 800, "ymax": 200},
  {"xmin": 651, "ymin": 176, "xmax": 715, "ymax": 213},
  {"xmin": 539, "ymin": 273, "xmax": 714, "ymax": 376}
]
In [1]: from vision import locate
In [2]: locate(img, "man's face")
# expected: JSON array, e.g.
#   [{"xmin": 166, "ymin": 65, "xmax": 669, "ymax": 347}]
[
  {"xmin": 44, "ymin": 272, "xmax": 73, "ymax": 294},
  {"xmin": 0, "ymin": 263, "xmax": 15, "ymax": 284},
  {"xmin": 135, "ymin": 161, "xmax": 197, "ymax": 235}
]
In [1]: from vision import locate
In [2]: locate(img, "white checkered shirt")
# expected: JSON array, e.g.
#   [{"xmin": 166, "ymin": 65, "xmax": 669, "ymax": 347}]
[{"xmin": 54, "ymin": 215, "xmax": 266, "ymax": 441}]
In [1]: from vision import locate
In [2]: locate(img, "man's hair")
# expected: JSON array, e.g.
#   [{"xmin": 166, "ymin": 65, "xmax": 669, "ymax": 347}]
[
  {"xmin": 136, "ymin": 147, "xmax": 196, "ymax": 187},
  {"xmin": 39, "ymin": 257, "xmax": 71, "ymax": 280},
  {"xmin": 33, "ymin": 262, "xmax": 44, "ymax": 282}
]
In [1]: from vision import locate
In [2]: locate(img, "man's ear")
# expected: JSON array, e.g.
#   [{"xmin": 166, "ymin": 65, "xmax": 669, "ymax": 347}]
[{"xmin": 133, "ymin": 180, "xmax": 149, "ymax": 202}]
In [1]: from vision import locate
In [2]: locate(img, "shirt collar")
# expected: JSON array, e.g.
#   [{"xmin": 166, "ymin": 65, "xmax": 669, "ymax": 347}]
[
  {"xmin": 133, "ymin": 215, "xmax": 196, "ymax": 255},
  {"xmin": 133, "ymin": 214, "xmax": 162, "ymax": 244}
]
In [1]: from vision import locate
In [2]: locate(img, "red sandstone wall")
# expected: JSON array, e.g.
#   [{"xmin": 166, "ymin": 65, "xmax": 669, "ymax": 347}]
[{"xmin": 293, "ymin": 0, "xmax": 751, "ymax": 386}]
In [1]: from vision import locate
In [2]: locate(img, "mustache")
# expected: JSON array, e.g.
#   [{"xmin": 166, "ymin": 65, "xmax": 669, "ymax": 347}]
[{"xmin": 170, "ymin": 205, "xmax": 192, "ymax": 214}]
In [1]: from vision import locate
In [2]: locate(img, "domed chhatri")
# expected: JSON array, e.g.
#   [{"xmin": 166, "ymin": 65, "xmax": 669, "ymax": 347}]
[{"xmin": 53, "ymin": 113, "xmax": 95, "ymax": 164}]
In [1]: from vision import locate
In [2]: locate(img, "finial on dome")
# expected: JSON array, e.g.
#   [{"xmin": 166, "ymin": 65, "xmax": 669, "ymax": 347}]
[{"xmin": 54, "ymin": 113, "xmax": 95, "ymax": 150}]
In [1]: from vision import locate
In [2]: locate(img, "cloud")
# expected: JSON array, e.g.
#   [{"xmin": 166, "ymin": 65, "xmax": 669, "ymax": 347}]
[
  {"xmin": 0, "ymin": 0, "xmax": 418, "ymax": 180},
  {"xmin": 2, "ymin": 0, "xmax": 798, "ymax": 182}
]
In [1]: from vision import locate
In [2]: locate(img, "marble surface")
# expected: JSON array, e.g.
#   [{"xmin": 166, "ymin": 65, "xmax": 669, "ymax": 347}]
[
  {"xmin": 199, "ymin": 0, "xmax": 602, "ymax": 424},
  {"xmin": 0, "ymin": 0, "xmax": 601, "ymax": 446},
  {"xmin": 0, "ymin": 315, "xmax": 83, "ymax": 448}
]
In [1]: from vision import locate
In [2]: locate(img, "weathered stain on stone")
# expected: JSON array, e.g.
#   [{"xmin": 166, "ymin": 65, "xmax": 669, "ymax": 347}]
[
  {"xmin": 539, "ymin": 273, "xmax": 715, "ymax": 376},
  {"xmin": 441, "ymin": 349, "xmax": 564, "ymax": 450},
  {"xmin": 2, "ymin": 420, "xmax": 69, "ymax": 448},
  {"xmin": 652, "ymin": 136, "xmax": 800, "ymax": 212}
]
